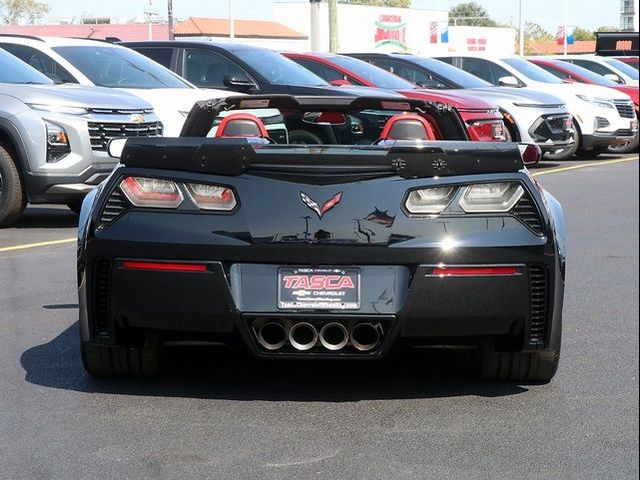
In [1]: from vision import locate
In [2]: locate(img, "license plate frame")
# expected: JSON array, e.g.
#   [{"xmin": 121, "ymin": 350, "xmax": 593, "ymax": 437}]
[{"xmin": 278, "ymin": 267, "xmax": 361, "ymax": 310}]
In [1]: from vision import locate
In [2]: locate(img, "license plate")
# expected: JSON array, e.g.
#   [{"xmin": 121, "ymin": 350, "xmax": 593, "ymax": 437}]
[{"xmin": 278, "ymin": 267, "xmax": 360, "ymax": 310}]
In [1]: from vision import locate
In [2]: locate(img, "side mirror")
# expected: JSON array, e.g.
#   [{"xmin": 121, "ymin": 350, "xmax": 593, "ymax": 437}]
[
  {"xmin": 498, "ymin": 75, "xmax": 520, "ymax": 87},
  {"xmin": 604, "ymin": 73, "xmax": 623, "ymax": 84},
  {"xmin": 330, "ymin": 79, "xmax": 352, "ymax": 86},
  {"xmin": 107, "ymin": 138, "xmax": 127, "ymax": 159},
  {"xmin": 223, "ymin": 74, "xmax": 257, "ymax": 92}
]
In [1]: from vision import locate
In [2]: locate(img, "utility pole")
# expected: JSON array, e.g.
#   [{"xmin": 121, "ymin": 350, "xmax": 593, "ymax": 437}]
[
  {"xmin": 563, "ymin": 0, "xmax": 568, "ymax": 56},
  {"xmin": 310, "ymin": 0, "xmax": 321, "ymax": 51},
  {"xmin": 144, "ymin": 0, "xmax": 157, "ymax": 41},
  {"xmin": 229, "ymin": 0, "xmax": 235, "ymax": 42},
  {"xmin": 167, "ymin": 0, "xmax": 174, "ymax": 40},
  {"xmin": 329, "ymin": 0, "xmax": 338, "ymax": 53},
  {"xmin": 518, "ymin": 0, "xmax": 524, "ymax": 56}
]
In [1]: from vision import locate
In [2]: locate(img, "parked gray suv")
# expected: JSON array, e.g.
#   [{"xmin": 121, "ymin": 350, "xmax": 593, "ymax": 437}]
[{"xmin": 0, "ymin": 49, "xmax": 162, "ymax": 226}]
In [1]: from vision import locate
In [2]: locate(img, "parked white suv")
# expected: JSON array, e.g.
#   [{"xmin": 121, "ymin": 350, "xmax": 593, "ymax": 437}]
[
  {"xmin": 436, "ymin": 54, "xmax": 638, "ymax": 158},
  {"xmin": 553, "ymin": 55, "xmax": 639, "ymax": 87},
  {"xmin": 0, "ymin": 35, "xmax": 230, "ymax": 136}
]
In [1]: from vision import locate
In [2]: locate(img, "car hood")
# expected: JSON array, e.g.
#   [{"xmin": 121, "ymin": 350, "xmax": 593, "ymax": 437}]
[
  {"xmin": 122, "ymin": 88, "xmax": 233, "ymax": 112},
  {"xmin": 0, "ymin": 83, "xmax": 155, "ymax": 110},
  {"xmin": 396, "ymin": 88, "xmax": 497, "ymax": 110},
  {"xmin": 462, "ymin": 87, "xmax": 566, "ymax": 107},
  {"xmin": 548, "ymin": 82, "xmax": 632, "ymax": 101},
  {"xmin": 611, "ymin": 85, "xmax": 639, "ymax": 106}
]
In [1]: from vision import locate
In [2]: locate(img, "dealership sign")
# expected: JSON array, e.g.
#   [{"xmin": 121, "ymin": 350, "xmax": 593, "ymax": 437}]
[{"xmin": 374, "ymin": 15, "xmax": 408, "ymax": 50}]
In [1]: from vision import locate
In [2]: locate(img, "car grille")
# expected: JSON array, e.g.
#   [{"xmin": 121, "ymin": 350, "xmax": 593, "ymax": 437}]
[
  {"xmin": 613, "ymin": 100, "xmax": 635, "ymax": 119},
  {"xmin": 99, "ymin": 188, "xmax": 129, "ymax": 227},
  {"xmin": 88, "ymin": 121, "xmax": 163, "ymax": 151},
  {"xmin": 92, "ymin": 259, "xmax": 113, "ymax": 337},
  {"xmin": 512, "ymin": 191, "xmax": 544, "ymax": 235},
  {"xmin": 595, "ymin": 116, "xmax": 611, "ymax": 129},
  {"xmin": 528, "ymin": 265, "xmax": 549, "ymax": 345}
]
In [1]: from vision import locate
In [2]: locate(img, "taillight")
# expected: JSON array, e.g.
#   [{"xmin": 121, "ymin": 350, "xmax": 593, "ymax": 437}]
[
  {"xmin": 518, "ymin": 144, "xmax": 542, "ymax": 165},
  {"xmin": 185, "ymin": 183, "xmax": 237, "ymax": 211},
  {"xmin": 405, "ymin": 187, "xmax": 456, "ymax": 214},
  {"xmin": 120, "ymin": 176, "xmax": 183, "ymax": 208},
  {"xmin": 459, "ymin": 182, "xmax": 524, "ymax": 213},
  {"xmin": 466, "ymin": 120, "xmax": 506, "ymax": 141}
]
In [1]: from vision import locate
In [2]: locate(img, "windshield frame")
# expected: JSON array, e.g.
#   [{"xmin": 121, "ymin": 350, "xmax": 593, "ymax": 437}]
[
  {"xmin": 502, "ymin": 57, "xmax": 565, "ymax": 84},
  {"xmin": 52, "ymin": 45, "xmax": 193, "ymax": 89}
]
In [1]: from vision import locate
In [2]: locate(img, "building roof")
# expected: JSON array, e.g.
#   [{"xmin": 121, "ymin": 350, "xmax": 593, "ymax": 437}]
[
  {"xmin": 0, "ymin": 23, "xmax": 170, "ymax": 41},
  {"xmin": 527, "ymin": 40, "xmax": 596, "ymax": 55},
  {"xmin": 175, "ymin": 17, "xmax": 308, "ymax": 40}
]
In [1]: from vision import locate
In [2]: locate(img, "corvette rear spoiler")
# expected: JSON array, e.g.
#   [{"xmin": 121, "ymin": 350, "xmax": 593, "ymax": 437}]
[{"xmin": 120, "ymin": 138, "xmax": 523, "ymax": 179}]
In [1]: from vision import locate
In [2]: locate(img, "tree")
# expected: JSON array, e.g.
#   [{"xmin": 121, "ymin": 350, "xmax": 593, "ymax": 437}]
[
  {"xmin": 573, "ymin": 27, "xmax": 595, "ymax": 41},
  {"xmin": 449, "ymin": 2, "xmax": 497, "ymax": 27},
  {"xmin": 524, "ymin": 21, "xmax": 553, "ymax": 41},
  {"xmin": 596, "ymin": 25, "xmax": 620, "ymax": 32},
  {"xmin": 340, "ymin": 0, "xmax": 412, "ymax": 7},
  {"xmin": 0, "ymin": 0, "xmax": 49, "ymax": 25}
]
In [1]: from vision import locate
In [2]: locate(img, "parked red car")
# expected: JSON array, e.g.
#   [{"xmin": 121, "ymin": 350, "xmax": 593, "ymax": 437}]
[
  {"xmin": 283, "ymin": 52, "xmax": 506, "ymax": 142},
  {"xmin": 614, "ymin": 56, "xmax": 639, "ymax": 70},
  {"xmin": 530, "ymin": 57, "xmax": 638, "ymax": 152}
]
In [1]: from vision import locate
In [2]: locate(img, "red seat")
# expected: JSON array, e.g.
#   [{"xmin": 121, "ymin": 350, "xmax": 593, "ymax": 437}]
[
  {"xmin": 379, "ymin": 113, "xmax": 436, "ymax": 141},
  {"xmin": 215, "ymin": 112, "xmax": 270, "ymax": 139}
]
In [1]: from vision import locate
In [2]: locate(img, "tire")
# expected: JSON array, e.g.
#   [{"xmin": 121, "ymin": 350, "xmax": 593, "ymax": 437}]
[
  {"xmin": 288, "ymin": 129, "xmax": 323, "ymax": 145},
  {"xmin": 543, "ymin": 121, "xmax": 579, "ymax": 161},
  {"xmin": 81, "ymin": 341, "xmax": 161, "ymax": 377},
  {"xmin": 576, "ymin": 145, "xmax": 608, "ymax": 158},
  {"xmin": 0, "ymin": 144, "xmax": 26, "ymax": 227},
  {"xmin": 66, "ymin": 196, "xmax": 85, "ymax": 215},
  {"xmin": 607, "ymin": 131, "xmax": 639, "ymax": 154},
  {"xmin": 479, "ymin": 347, "xmax": 560, "ymax": 383}
]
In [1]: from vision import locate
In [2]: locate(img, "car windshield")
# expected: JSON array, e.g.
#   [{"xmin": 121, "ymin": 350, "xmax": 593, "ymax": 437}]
[
  {"xmin": 502, "ymin": 58, "xmax": 564, "ymax": 83},
  {"xmin": 233, "ymin": 49, "xmax": 329, "ymax": 87},
  {"xmin": 330, "ymin": 55, "xmax": 416, "ymax": 89},
  {"xmin": 544, "ymin": 60, "xmax": 618, "ymax": 86},
  {"xmin": 604, "ymin": 58, "xmax": 640, "ymax": 79},
  {"xmin": 0, "ymin": 49, "xmax": 52, "ymax": 85},
  {"xmin": 53, "ymin": 45, "xmax": 191, "ymax": 89},
  {"xmin": 406, "ymin": 57, "xmax": 492, "ymax": 88}
]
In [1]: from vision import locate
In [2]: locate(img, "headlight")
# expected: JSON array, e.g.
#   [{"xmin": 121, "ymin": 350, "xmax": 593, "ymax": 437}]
[
  {"xmin": 120, "ymin": 177, "xmax": 184, "ymax": 208},
  {"xmin": 576, "ymin": 95, "xmax": 615, "ymax": 109},
  {"xmin": 405, "ymin": 187, "xmax": 456, "ymax": 214},
  {"xmin": 29, "ymin": 104, "xmax": 88, "ymax": 115},
  {"xmin": 45, "ymin": 120, "xmax": 71, "ymax": 163},
  {"xmin": 185, "ymin": 183, "xmax": 237, "ymax": 211},
  {"xmin": 459, "ymin": 182, "xmax": 524, "ymax": 213}
]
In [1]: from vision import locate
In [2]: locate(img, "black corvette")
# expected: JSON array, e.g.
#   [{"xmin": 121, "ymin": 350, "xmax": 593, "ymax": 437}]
[{"xmin": 77, "ymin": 95, "xmax": 565, "ymax": 383}]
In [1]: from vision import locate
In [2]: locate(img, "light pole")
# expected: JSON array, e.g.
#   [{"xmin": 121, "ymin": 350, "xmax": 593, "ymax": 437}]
[
  {"xmin": 167, "ymin": 0, "xmax": 174, "ymax": 40},
  {"xmin": 563, "ymin": 0, "xmax": 568, "ymax": 56},
  {"xmin": 518, "ymin": 0, "xmax": 524, "ymax": 56},
  {"xmin": 310, "ymin": 0, "xmax": 321, "ymax": 51},
  {"xmin": 229, "ymin": 0, "xmax": 235, "ymax": 42}
]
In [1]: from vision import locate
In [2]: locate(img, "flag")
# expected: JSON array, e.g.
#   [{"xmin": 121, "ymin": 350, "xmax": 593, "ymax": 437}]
[
  {"xmin": 429, "ymin": 21, "xmax": 448, "ymax": 44},
  {"xmin": 556, "ymin": 26, "xmax": 575, "ymax": 45}
]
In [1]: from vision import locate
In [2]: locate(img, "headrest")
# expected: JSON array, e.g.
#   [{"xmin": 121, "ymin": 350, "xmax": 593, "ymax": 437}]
[
  {"xmin": 379, "ymin": 113, "xmax": 436, "ymax": 141},
  {"xmin": 215, "ymin": 112, "xmax": 270, "ymax": 139}
]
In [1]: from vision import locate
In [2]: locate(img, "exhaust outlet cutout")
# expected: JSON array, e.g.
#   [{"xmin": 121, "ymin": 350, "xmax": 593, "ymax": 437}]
[
  {"xmin": 288, "ymin": 322, "xmax": 318, "ymax": 351},
  {"xmin": 350, "ymin": 323, "xmax": 381, "ymax": 352},
  {"xmin": 257, "ymin": 322, "xmax": 287, "ymax": 351},
  {"xmin": 319, "ymin": 322, "xmax": 349, "ymax": 351}
]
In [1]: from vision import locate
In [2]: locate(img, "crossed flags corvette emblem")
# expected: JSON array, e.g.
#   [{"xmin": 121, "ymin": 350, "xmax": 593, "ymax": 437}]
[{"xmin": 300, "ymin": 191, "xmax": 342, "ymax": 219}]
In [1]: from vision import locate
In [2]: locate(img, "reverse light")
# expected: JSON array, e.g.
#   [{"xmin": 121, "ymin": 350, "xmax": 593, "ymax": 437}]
[
  {"xmin": 576, "ymin": 95, "xmax": 615, "ymax": 110},
  {"xmin": 185, "ymin": 183, "xmax": 237, "ymax": 211},
  {"xmin": 459, "ymin": 182, "xmax": 524, "ymax": 213},
  {"xmin": 405, "ymin": 186, "xmax": 456, "ymax": 214},
  {"xmin": 45, "ymin": 120, "xmax": 71, "ymax": 162},
  {"xmin": 120, "ymin": 176, "xmax": 183, "ymax": 208}
]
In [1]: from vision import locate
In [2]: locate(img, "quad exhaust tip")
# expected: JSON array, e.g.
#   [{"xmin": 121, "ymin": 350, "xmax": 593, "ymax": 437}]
[
  {"xmin": 350, "ymin": 323, "xmax": 381, "ymax": 352},
  {"xmin": 257, "ymin": 322, "xmax": 288, "ymax": 351},
  {"xmin": 319, "ymin": 322, "xmax": 349, "ymax": 351},
  {"xmin": 288, "ymin": 322, "xmax": 319, "ymax": 351}
]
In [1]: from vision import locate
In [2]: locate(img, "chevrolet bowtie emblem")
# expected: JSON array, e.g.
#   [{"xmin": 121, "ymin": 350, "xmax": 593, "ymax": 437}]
[
  {"xmin": 300, "ymin": 191, "xmax": 342, "ymax": 219},
  {"xmin": 130, "ymin": 114, "xmax": 146, "ymax": 124}
]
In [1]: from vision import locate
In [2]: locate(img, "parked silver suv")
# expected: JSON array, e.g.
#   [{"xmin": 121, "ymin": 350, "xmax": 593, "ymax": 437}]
[{"xmin": 0, "ymin": 49, "xmax": 162, "ymax": 226}]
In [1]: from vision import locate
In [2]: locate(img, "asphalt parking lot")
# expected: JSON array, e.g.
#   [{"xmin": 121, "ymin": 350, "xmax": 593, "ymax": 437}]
[{"xmin": 0, "ymin": 154, "xmax": 638, "ymax": 479}]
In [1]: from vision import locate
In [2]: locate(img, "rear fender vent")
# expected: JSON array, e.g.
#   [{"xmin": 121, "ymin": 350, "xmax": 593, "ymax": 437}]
[
  {"xmin": 92, "ymin": 259, "xmax": 113, "ymax": 338},
  {"xmin": 99, "ymin": 188, "xmax": 129, "ymax": 227},
  {"xmin": 528, "ymin": 265, "xmax": 549, "ymax": 346},
  {"xmin": 512, "ymin": 191, "xmax": 545, "ymax": 235}
]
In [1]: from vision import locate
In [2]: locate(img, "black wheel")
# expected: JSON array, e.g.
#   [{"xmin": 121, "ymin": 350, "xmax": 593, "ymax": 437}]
[
  {"xmin": 288, "ymin": 129, "xmax": 323, "ymax": 145},
  {"xmin": 608, "ymin": 131, "xmax": 639, "ymax": 154},
  {"xmin": 576, "ymin": 145, "xmax": 608, "ymax": 158},
  {"xmin": 479, "ymin": 347, "xmax": 560, "ymax": 383},
  {"xmin": 0, "ymin": 144, "xmax": 26, "ymax": 227},
  {"xmin": 81, "ymin": 340, "xmax": 161, "ymax": 377},
  {"xmin": 543, "ymin": 121, "xmax": 579, "ymax": 161},
  {"xmin": 66, "ymin": 196, "xmax": 85, "ymax": 215}
]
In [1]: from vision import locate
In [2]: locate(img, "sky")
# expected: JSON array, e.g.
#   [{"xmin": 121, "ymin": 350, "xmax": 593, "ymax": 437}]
[{"xmin": 42, "ymin": 0, "xmax": 621, "ymax": 34}]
